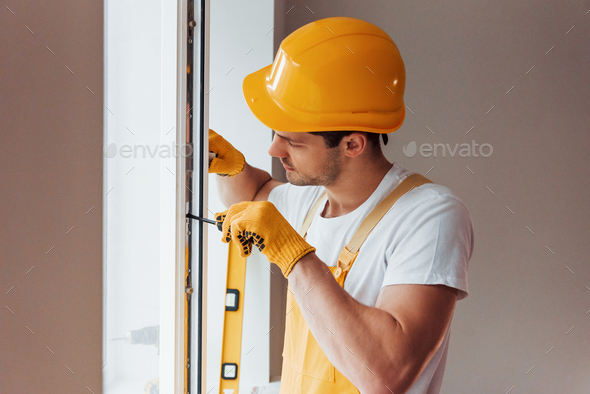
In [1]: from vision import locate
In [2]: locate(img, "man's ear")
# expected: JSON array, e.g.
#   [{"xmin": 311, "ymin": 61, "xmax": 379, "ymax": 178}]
[{"xmin": 343, "ymin": 132, "xmax": 368, "ymax": 158}]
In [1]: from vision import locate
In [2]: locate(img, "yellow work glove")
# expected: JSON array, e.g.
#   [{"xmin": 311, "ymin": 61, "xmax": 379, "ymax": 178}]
[
  {"xmin": 208, "ymin": 129, "xmax": 245, "ymax": 177},
  {"xmin": 215, "ymin": 201, "xmax": 316, "ymax": 277}
]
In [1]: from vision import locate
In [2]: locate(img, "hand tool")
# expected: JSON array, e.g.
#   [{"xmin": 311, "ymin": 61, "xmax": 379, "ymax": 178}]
[{"xmin": 186, "ymin": 212, "xmax": 223, "ymax": 231}]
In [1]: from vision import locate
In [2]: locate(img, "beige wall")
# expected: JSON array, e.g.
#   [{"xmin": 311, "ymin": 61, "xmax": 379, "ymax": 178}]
[
  {"xmin": 272, "ymin": 1, "xmax": 590, "ymax": 392},
  {"xmin": 0, "ymin": 1, "xmax": 103, "ymax": 393}
]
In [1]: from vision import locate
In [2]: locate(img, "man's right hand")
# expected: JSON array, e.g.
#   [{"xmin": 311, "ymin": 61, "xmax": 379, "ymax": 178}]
[
  {"xmin": 208, "ymin": 129, "xmax": 245, "ymax": 177},
  {"xmin": 214, "ymin": 201, "xmax": 316, "ymax": 277}
]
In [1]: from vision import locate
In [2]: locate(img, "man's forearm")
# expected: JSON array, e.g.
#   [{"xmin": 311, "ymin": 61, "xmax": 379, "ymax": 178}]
[
  {"xmin": 288, "ymin": 253, "xmax": 416, "ymax": 394},
  {"xmin": 216, "ymin": 162, "xmax": 272, "ymax": 207}
]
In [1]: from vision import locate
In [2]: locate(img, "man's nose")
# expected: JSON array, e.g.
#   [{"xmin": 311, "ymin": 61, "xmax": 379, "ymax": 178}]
[{"xmin": 268, "ymin": 134, "xmax": 286, "ymax": 158}]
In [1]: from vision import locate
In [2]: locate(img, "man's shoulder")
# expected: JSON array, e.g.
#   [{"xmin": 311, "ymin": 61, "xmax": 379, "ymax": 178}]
[
  {"xmin": 381, "ymin": 163, "xmax": 467, "ymax": 209},
  {"xmin": 388, "ymin": 172, "xmax": 472, "ymax": 223},
  {"xmin": 411, "ymin": 181, "xmax": 467, "ymax": 206}
]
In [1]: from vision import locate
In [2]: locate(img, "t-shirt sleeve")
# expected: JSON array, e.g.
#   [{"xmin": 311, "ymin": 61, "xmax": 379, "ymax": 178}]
[
  {"xmin": 381, "ymin": 193, "xmax": 474, "ymax": 301},
  {"xmin": 267, "ymin": 183, "xmax": 292, "ymax": 221}
]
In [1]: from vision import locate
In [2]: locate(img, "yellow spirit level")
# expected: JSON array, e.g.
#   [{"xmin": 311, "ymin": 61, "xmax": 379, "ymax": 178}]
[{"xmin": 219, "ymin": 240, "xmax": 248, "ymax": 393}]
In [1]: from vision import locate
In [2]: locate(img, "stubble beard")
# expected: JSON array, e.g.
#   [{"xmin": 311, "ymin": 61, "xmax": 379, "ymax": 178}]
[{"xmin": 284, "ymin": 148, "xmax": 342, "ymax": 187}]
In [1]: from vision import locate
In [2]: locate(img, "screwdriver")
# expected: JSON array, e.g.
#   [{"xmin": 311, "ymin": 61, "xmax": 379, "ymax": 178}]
[{"xmin": 187, "ymin": 212, "xmax": 223, "ymax": 231}]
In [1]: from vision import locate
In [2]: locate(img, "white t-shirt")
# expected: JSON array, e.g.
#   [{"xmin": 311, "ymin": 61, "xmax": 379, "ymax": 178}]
[{"xmin": 268, "ymin": 162, "xmax": 474, "ymax": 394}]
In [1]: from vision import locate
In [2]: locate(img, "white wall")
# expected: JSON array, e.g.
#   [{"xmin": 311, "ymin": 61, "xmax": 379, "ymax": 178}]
[
  {"xmin": 275, "ymin": 1, "xmax": 590, "ymax": 393},
  {"xmin": 207, "ymin": 0, "xmax": 275, "ymax": 392}
]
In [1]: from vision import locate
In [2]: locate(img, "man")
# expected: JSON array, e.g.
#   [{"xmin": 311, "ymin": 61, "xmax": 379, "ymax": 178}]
[{"xmin": 209, "ymin": 17, "xmax": 474, "ymax": 394}]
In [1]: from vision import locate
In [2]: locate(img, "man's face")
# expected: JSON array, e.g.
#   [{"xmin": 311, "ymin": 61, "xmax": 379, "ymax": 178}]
[{"xmin": 268, "ymin": 131, "xmax": 342, "ymax": 187}]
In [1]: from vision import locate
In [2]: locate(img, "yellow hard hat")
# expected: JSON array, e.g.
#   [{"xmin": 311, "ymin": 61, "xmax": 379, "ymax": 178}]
[{"xmin": 243, "ymin": 17, "xmax": 406, "ymax": 134}]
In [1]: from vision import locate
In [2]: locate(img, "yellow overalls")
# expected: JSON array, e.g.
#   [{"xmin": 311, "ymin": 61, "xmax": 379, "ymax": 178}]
[{"xmin": 279, "ymin": 173, "xmax": 432, "ymax": 394}]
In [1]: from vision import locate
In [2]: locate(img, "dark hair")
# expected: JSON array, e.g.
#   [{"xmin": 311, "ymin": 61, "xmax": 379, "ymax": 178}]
[{"xmin": 309, "ymin": 131, "xmax": 388, "ymax": 150}]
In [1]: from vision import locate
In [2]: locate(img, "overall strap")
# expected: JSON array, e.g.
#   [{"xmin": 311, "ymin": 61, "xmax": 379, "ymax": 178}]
[
  {"xmin": 298, "ymin": 191, "xmax": 328, "ymax": 237},
  {"xmin": 296, "ymin": 173, "xmax": 432, "ymax": 284},
  {"xmin": 298, "ymin": 173, "xmax": 432, "ymax": 248},
  {"xmin": 336, "ymin": 173, "xmax": 432, "ymax": 271}
]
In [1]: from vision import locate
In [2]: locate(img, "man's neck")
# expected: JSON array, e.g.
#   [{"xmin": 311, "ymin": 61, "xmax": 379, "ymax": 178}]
[{"xmin": 321, "ymin": 157, "xmax": 393, "ymax": 218}]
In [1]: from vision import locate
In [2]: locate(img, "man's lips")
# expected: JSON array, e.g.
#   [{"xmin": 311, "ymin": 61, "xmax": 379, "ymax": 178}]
[{"xmin": 281, "ymin": 161, "xmax": 295, "ymax": 171}]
